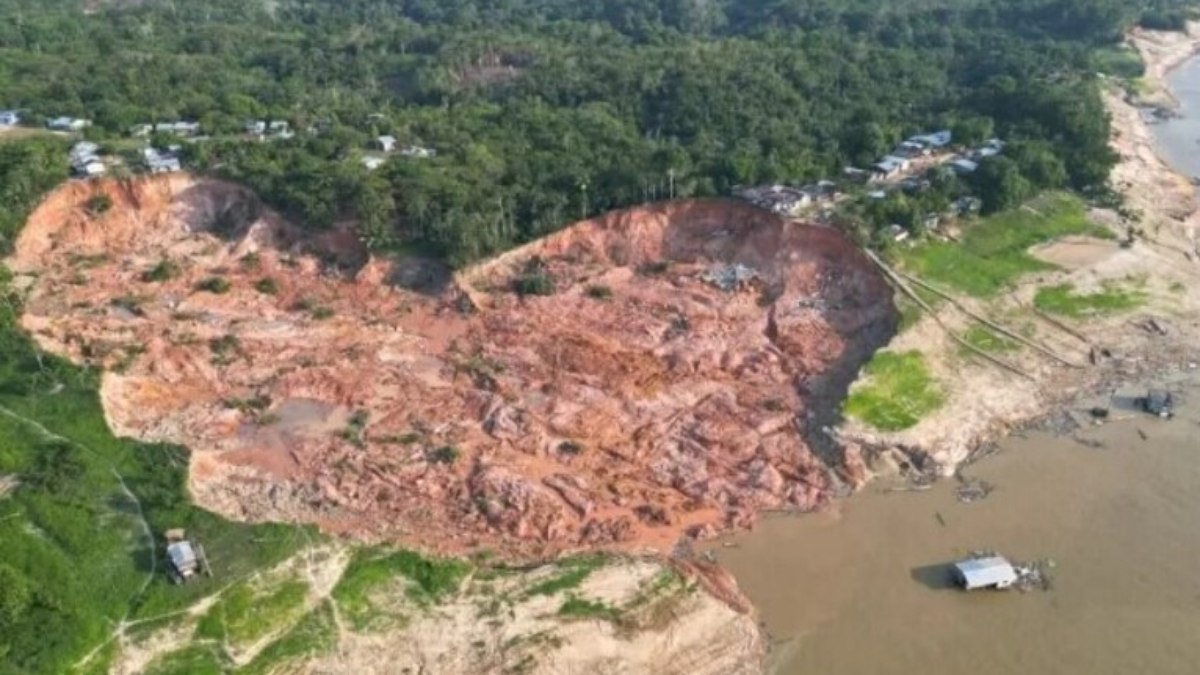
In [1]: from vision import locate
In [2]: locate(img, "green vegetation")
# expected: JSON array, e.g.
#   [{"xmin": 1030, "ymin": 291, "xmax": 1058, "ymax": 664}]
[
  {"xmin": 585, "ymin": 284, "xmax": 614, "ymax": 300},
  {"xmin": 194, "ymin": 276, "xmax": 232, "ymax": 294},
  {"xmin": 333, "ymin": 548, "xmax": 472, "ymax": 630},
  {"xmin": 428, "ymin": 445, "xmax": 461, "ymax": 465},
  {"xmin": 844, "ymin": 351, "xmax": 944, "ymax": 431},
  {"xmin": 196, "ymin": 578, "xmax": 309, "ymax": 646},
  {"xmin": 1034, "ymin": 282, "xmax": 1147, "ymax": 317},
  {"xmin": 896, "ymin": 192, "xmax": 1111, "ymax": 297},
  {"xmin": 1093, "ymin": 45, "xmax": 1146, "ymax": 79},
  {"xmin": 253, "ymin": 277, "xmax": 279, "ymax": 295},
  {"xmin": 142, "ymin": 259, "xmax": 182, "ymax": 283},
  {"xmin": 522, "ymin": 555, "xmax": 608, "ymax": 598},
  {"xmin": 962, "ymin": 325, "xmax": 1019, "ymax": 354},
  {"xmin": 311, "ymin": 306, "xmax": 335, "ymax": 320},
  {"xmin": 84, "ymin": 194, "xmax": 114, "ymax": 216},
  {"xmin": 209, "ymin": 334, "xmax": 240, "ymax": 357},
  {"xmin": 513, "ymin": 261, "xmax": 556, "ymax": 297},
  {"xmin": 0, "ymin": 0, "xmax": 1166, "ymax": 264},
  {"xmin": 240, "ymin": 601, "xmax": 339, "ymax": 675},
  {"xmin": 143, "ymin": 645, "xmax": 226, "ymax": 675},
  {"xmin": 0, "ymin": 158, "xmax": 309, "ymax": 673},
  {"xmin": 558, "ymin": 595, "xmax": 622, "ymax": 622}
]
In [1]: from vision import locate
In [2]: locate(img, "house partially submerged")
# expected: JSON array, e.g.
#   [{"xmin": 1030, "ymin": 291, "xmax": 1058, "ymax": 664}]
[{"xmin": 953, "ymin": 556, "xmax": 1018, "ymax": 590}]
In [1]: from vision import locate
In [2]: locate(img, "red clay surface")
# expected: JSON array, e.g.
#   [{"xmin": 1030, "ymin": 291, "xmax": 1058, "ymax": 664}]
[{"xmin": 10, "ymin": 176, "xmax": 896, "ymax": 558}]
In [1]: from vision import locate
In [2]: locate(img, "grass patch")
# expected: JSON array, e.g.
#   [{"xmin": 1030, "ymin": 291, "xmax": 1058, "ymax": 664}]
[
  {"xmin": 585, "ymin": 284, "xmax": 613, "ymax": 300},
  {"xmin": 253, "ymin": 277, "xmax": 279, "ymax": 295},
  {"xmin": 1033, "ymin": 282, "xmax": 1147, "ymax": 318},
  {"xmin": 239, "ymin": 601, "xmax": 338, "ymax": 675},
  {"xmin": 194, "ymin": 276, "xmax": 232, "ymax": 294},
  {"xmin": 0, "ymin": 265, "xmax": 310, "ymax": 673},
  {"xmin": 1093, "ymin": 45, "xmax": 1145, "ymax": 79},
  {"xmin": 895, "ymin": 192, "xmax": 1111, "ymax": 297},
  {"xmin": 521, "ymin": 555, "xmax": 607, "ymax": 599},
  {"xmin": 961, "ymin": 325, "xmax": 1018, "ymax": 354},
  {"xmin": 333, "ymin": 548, "xmax": 472, "ymax": 630},
  {"xmin": 141, "ymin": 259, "xmax": 181, "ymax": 283},
  {"xmin": 196, "ymin": 578, "xmax": 309, "ymax": 646},
  {"xmin": 142, "ymin": 645, "xmax": 226, "ymax": 675},
  {"xmin": 843, "ymin": 351, "xmax": 944, "ymax": 431},
  {"xmin": 558, "ymin": 595, "xmax": 622, "ymax": 622}
]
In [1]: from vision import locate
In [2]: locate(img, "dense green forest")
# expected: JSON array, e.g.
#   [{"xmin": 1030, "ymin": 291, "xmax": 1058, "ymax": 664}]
[{"xmin": 0, "ymin": 0, "xmax": 1194, "ymax": 261}]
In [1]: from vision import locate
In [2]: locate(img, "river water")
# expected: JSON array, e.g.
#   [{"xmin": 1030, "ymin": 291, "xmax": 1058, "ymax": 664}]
[
  {"xmin": 1152, "ymin": 55, "xmax": 1200, "ymax": 177},
  {"xmin": 713, "ymin": 378, "xmax": 1200, "ymax": 674}
]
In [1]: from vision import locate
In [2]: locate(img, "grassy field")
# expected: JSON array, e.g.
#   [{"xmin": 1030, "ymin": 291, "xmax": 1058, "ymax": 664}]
[
  {"xmin": 0, "ymin": 159, "xmax": 314, "ymax": 672},
  {"xmin": 332, "ymin": 547, "xmax": 473, "ymax": 631},
  {"xmin": 843, "ymin": 351, "xmax": 944, "ymax": 431},
  {"xmin": 961, "ymin": 325, "xmax": 1019, "ymax": 354},
  {"xmin": 196, "ymin": 578, "xmax": 310, "ymax": 646},
  {"xmin": 895, "ymin": 192, "xmax": 1112, "ymax": 297},
  {"xmin": 1092, "ymin": 45, "xmax": 1146, "ymax": 79},
  {"xmin": 1033, "ymin": 282, "xmax": 1147, "ymax": 317}
]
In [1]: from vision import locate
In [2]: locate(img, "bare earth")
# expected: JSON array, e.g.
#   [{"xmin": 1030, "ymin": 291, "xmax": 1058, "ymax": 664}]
[
  {"xmin": 837, "ymin": 25, "xmax": 1200, "ymax": 476},
  {"xmin": 8, "ymin": 178, "xmax": 894, "ymax": 560}
]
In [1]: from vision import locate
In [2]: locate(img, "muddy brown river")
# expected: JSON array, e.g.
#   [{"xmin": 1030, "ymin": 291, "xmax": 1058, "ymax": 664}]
[{"xmin": 713, "ymin": 378, "xmax": 1200, "ymax": 674}]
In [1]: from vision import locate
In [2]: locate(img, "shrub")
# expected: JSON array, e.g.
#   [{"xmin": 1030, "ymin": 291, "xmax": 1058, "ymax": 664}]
[
  {"xmin": 209, "ymin": 334, "xmax": 240, "ymax": 356},
  {"xmin": 428, "ymin": 446, "xmax": 460, "ymax": 465},
  {"xmin": 254, "ymin": 277, "xmax": 279, "ymax": 295},
  {"xmin": 195, "ymin": 276, "xmax": 232, "ymax": 294},
  {"xmin": 585, "ymin": 285, "xmax": 612, "ymax": 300},
  {"xmin": 513, "ymin": 271, "xmax": 555, "ymax": 296},
  {"xmin": 141, "ymin": 259, "xmax": 181, "ymax": 283},
  {"xmin": 84, "ymin": 194, "xmax": 113, "ymax": 215}
]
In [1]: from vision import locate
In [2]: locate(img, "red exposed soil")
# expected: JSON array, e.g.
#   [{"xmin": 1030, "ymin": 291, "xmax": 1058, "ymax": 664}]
[{"xmin": 9, "ymin": 175, "xmax": 896, "ymax": 559}]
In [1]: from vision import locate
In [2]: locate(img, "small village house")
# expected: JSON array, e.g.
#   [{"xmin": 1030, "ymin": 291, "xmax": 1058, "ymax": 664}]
[
  {"xmin": 143, "ymin": 147, "xmax": 182, "ymax": 174},
  {"xmin": 400, "ymin": 144, "xmax": 436, "ymax": 159},
  {"xmin": 47, "ymin": 116, "xmax": 91, "ymax": 132},
  {"xmin": 375, "ymin": 135, "xmax": 397, "ymax": 153},
  {"xmin": 0, "ymin": 110, "xmax": 20, "ymax": 126},
  {"xmin": 950, "ymin": 158, "xmax": 979, "ymax": 175}
]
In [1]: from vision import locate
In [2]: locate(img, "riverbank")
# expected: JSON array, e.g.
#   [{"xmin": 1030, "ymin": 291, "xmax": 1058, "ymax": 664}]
[{"xmin": 834, "ymin": 24, "xmax": 1200, "ymax": 480}]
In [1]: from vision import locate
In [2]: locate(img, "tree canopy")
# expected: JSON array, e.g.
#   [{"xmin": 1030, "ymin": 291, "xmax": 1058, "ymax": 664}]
[{"xmin": 0, "ymin": 0, "xmax": 1187, "ymax": 262}]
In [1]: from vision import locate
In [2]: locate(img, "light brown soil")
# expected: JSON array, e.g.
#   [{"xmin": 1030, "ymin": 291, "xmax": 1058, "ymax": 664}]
[{"xmin": 9, "ymin": 175, "xmax": 896, "ymax": 560}]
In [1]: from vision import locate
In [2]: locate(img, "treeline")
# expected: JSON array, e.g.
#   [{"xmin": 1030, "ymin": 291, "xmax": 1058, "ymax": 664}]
[{"xmin": 0, "ymin": 0, "xmax": 1188, "ymax": 263}]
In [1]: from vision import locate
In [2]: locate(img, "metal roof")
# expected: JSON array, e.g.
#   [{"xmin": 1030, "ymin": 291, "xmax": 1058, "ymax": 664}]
[
  {"xmin": 167, "ymin": 541, "xmax": 197, "ymax": 570},
  {"xmin": 954, "ymin": 556, "xmax": 1017, "ymax": 589}
]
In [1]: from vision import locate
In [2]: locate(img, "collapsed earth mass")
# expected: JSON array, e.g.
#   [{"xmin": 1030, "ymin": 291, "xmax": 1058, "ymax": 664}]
[{"xmin": 10, "ymin": 175, "xmax": 896, "ymax": 559}]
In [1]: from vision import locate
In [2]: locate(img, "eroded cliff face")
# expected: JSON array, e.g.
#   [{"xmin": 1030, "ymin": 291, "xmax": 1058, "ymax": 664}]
[{"xmin": 9, "ymin": 175, "xmax": 896, "ymax": 559}]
